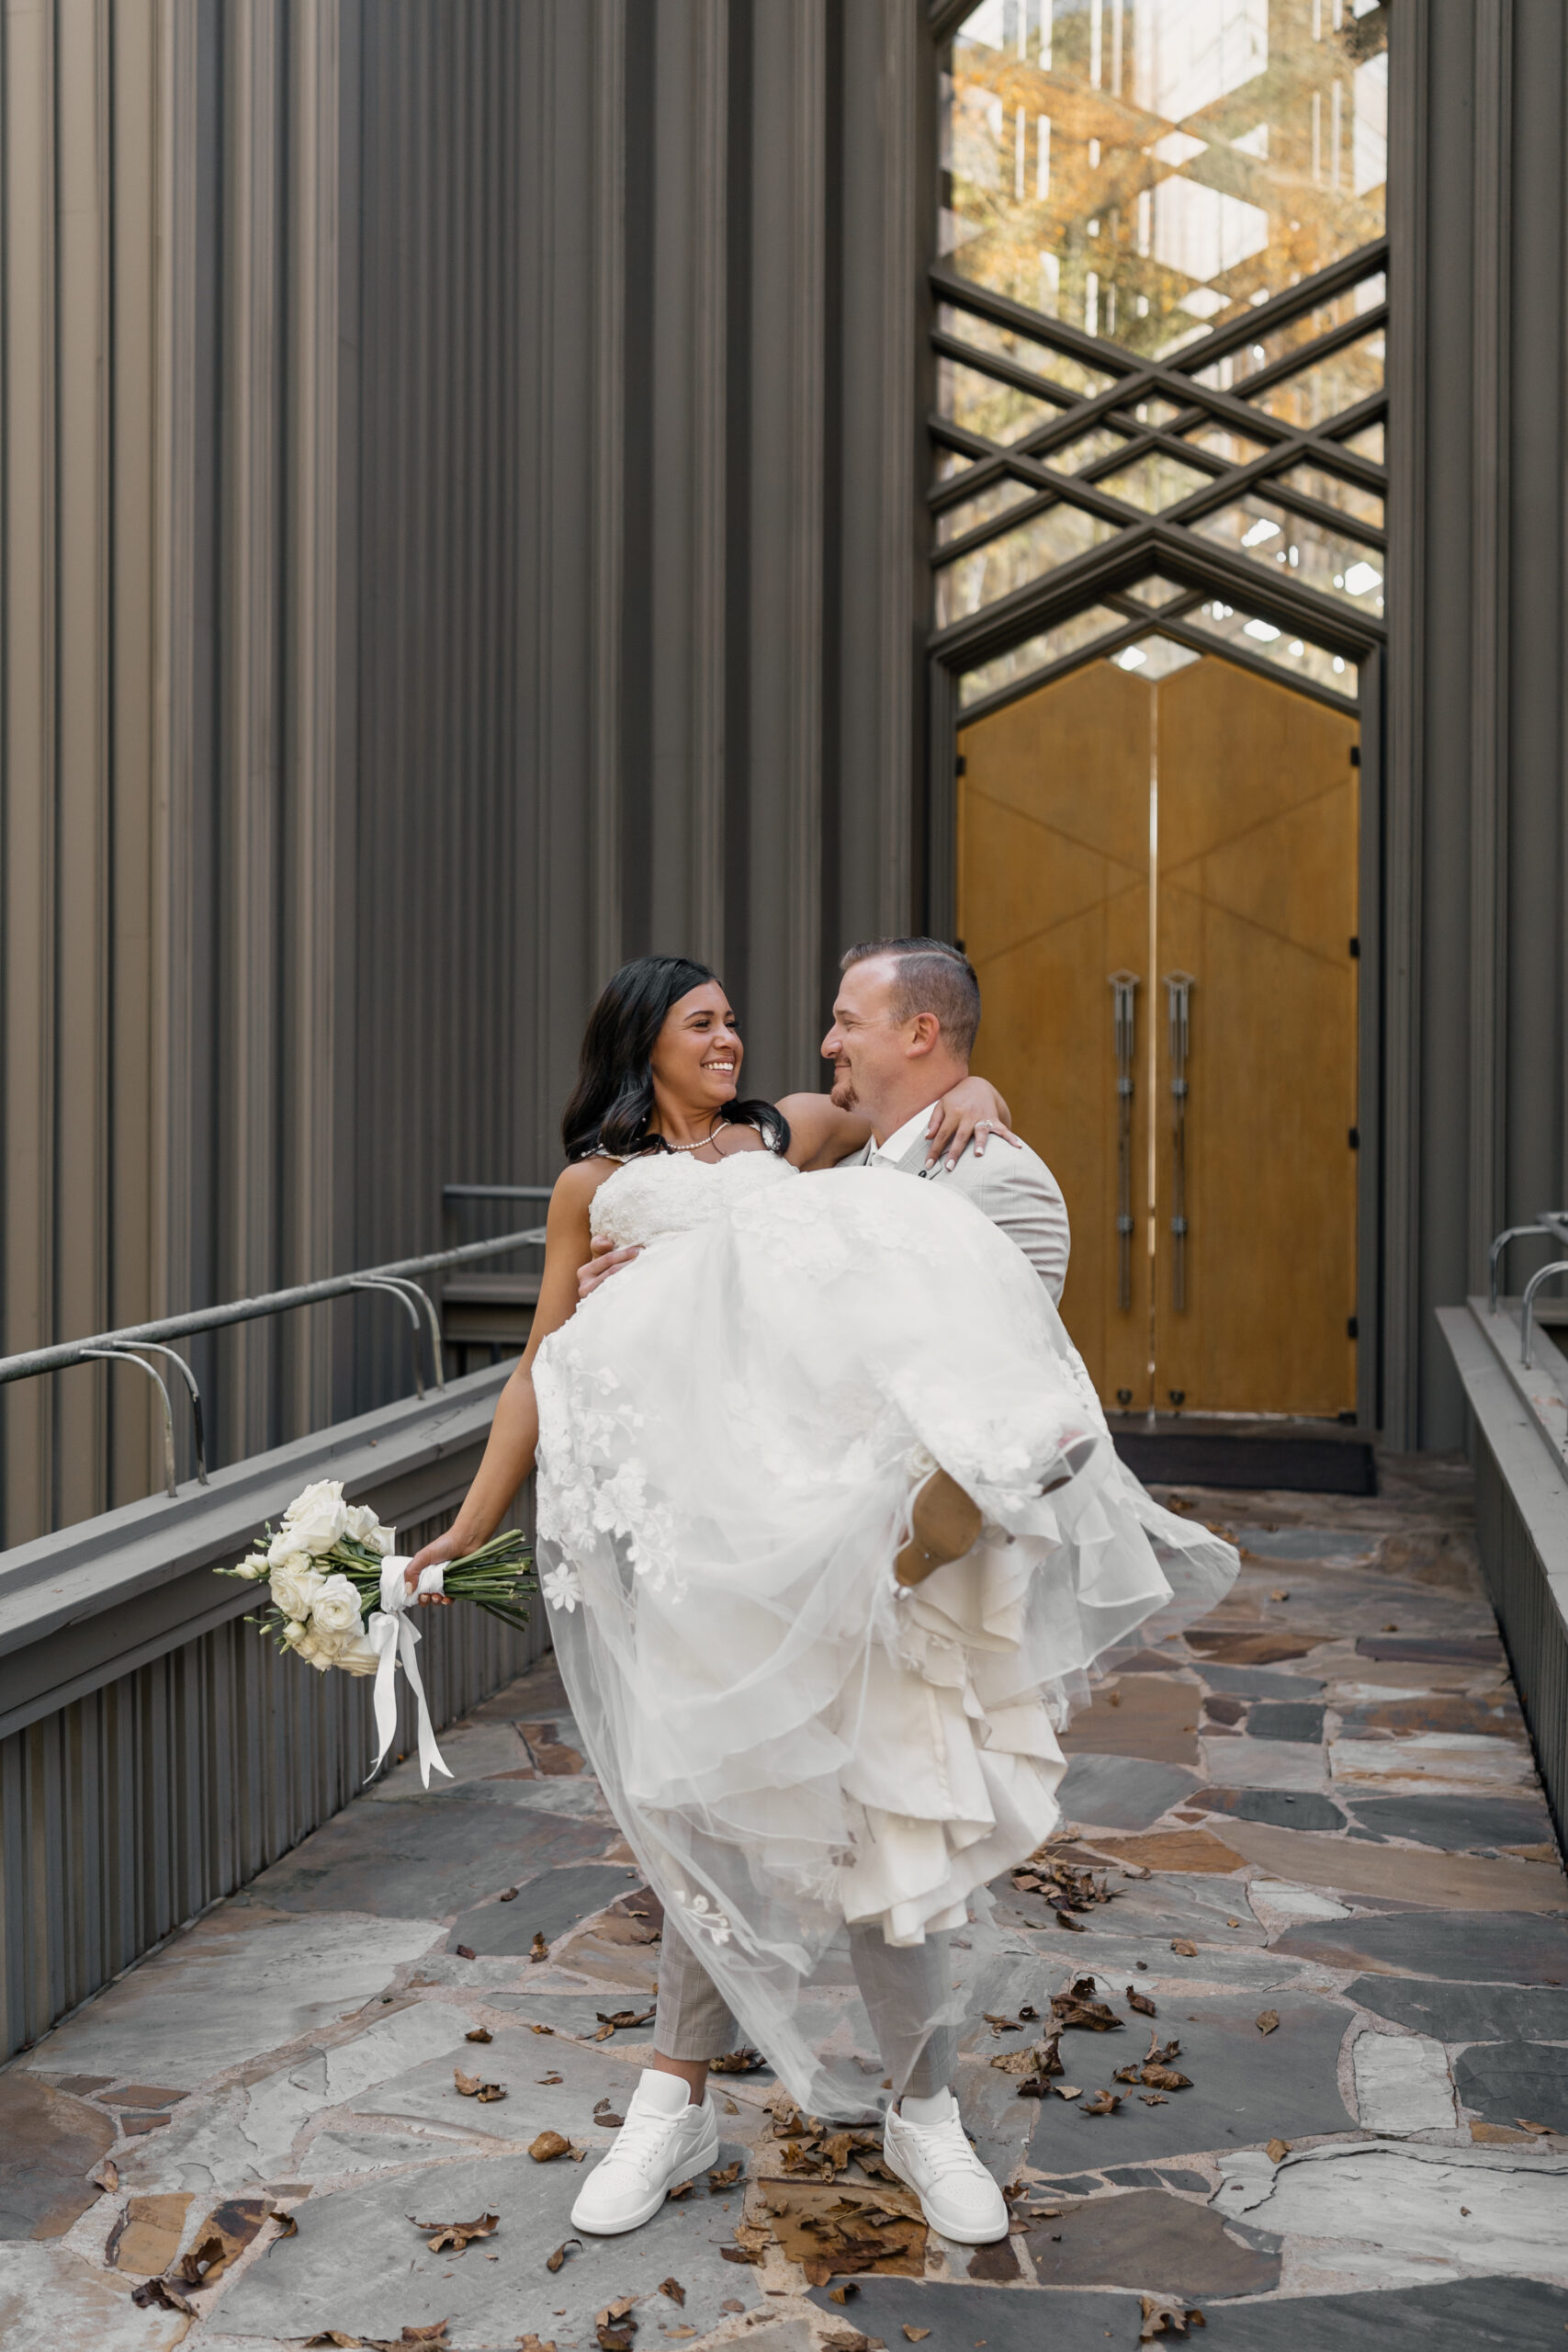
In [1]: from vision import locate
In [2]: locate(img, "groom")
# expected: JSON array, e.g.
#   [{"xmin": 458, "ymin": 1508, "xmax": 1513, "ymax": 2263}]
[{"xmin": 571, "ymin": 940, "xmax": 1073, "ymax": 2248}]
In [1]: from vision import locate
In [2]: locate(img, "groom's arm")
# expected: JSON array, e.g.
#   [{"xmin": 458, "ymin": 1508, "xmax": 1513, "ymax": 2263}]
[{"xmin": 946, "ymin": 1144, "xmax": 1071, "ymax": 1304}]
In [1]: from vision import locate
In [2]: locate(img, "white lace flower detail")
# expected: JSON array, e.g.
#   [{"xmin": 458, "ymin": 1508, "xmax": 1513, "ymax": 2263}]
[
  {"xmin": 672, "ymin": 1889, "xmax": 732, "ymax": 1945},
  {"xmin": 542, "ymin": 1562, "xmax": 581, "ymax": 1613}
]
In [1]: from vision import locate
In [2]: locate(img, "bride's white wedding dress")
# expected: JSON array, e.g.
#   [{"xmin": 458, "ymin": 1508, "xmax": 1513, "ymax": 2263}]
[{"xmin": 534, "ymin": 1146, "xmax": 1235, "ymax": 2109}]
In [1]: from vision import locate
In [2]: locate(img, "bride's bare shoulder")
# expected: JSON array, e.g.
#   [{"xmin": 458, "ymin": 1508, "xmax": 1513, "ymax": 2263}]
[{"xmin": 549, "ymin": 1157, "xmax": 620, "ymax": 1224}]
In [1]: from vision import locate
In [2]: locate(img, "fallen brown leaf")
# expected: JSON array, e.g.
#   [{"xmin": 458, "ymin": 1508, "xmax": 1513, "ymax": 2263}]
[
  {"xmin": 666, "ymin": 2178, "xmax": 695, "ymax": 2199},
  {"xmin": 1055, "ymin": 2084, "xmax": 1083, "ymax": 2100},
  {"xmin": 1127, "ymin": 1986, "xmax": 1158, "ymax": 2016},
  {"xmin": 455, "ymin": 1945, "xmax": 477, "ymax": 1962},
  {"xmin": 1256, "ymin": 2010, "xmax": 1280, "ymax": 2036},
  {"xmin": 1141, "ymin": 2065, "xmax": 1192, "ymax": 2092},
  {"xmin": 529, "ymin": 2132, "xmax": 572, "ymax": 2162},
  {"xmin": 1139, "ymin": 2092, "xmax": 1168, "ymax": 2106},
  {"xmin": 538, "ymin": 2072, "xmax": 563, "ymax": 2085},
  {"xmin": 596, "ymin": 2332, "xmax": 634, "ymax": 2352},
  {"xmin": 454, "ymin": 2069, "xmax": 480, "ymax": 2096},
  {"xmin": 545, "ymin": 2237, "xmax": 581, "ymax": 2273},
  {"xmin": 1080, "ymin": 2089, "xmax": 1122, "ymax": 2115},
  {"xmin": 719, "ymin": 2299, "xmax": 744, "ymax": 2313},
  {"xmin": 1170, "ymin": 1939, "xmax": 1198, "ymax": 1957},
  {"xmin": 1052, "ymin": 1977, "xmax": 1124, "ymax": 2033},
  {"xmin": 829, "ymin": 2284, "xmax": 861, "ymax": 2304},
  {"xmin": 1147, "ymin": 2032, "xmax": 1183, "ymax": 2063},
  {"xmin": 707, "ymin": 2160, "xmax": 743, "ymax": 2189},
  {"xmin": 306, "ymin": 2334, "xmax": 362, "ymax": 2347},
  {"xmin": 659, "ymin": 2277, "xmax": 685, "ymax": 2306},
  {"xmin": 822, "ymin": 2335, "xmax": 886, "ymax": 2352},
  {"xmin": 1140, "ymin": 2293, "xmax": 1205, "ymax": 2338},
  {"xmin": 1019, "ymin": 2002, "xmax": 1039, "ymax": 2020},
  {"xmin": 1055, "ymin": 1909, "xmax": 1087, "ymax": 1931},
  {"xmin": 1266, "ymin": 2139, "xmax": 1292, "ymax": 2162},
  {"xmin": 410, "ymin": 2211, "xmax": 499, "ymax": 2255},
  {"xmin": 903, "ymin": 2332, "xmax": 931, "ymax": 2344},
  {"xmin": 529, "ymin": 2023, "xmax": 555, "ymax": 2036},
  {"xmin": 91, "ymin": 2161, "xmax": 118, "ymax": 2195},
  {"xmin": 1517, "ymin": 2118, "xmax": 1558, "ymax": 2135},
  {"xmin": 529, "ymin": 1932, "xmax": 549, "ymax": 1964},
  {"xmin": 592, "ymin": 2007, "xmax": 656, "ymax": 2041},
  {"xmin": 499, "ymin": 1886, "xmax": 519, "ymax": 1902},
  {"xmin": 593, "ymin": 2100, "xmax": 625, "ymax": 2128},
  {"xmin": 518, "ymin": 2338, "xmax": 556, "ymax": 2352},
  {"xmin": 274, "ymin": 2211, "xmax": 299, "ymax": 2236},
  {"xmin": 476, "ymin": 2082, "xmax": 507, "ymax": 2102},
  {"xmin": 465, "ymin": 2027, "xmax": 494, "ymax": 2044},
  {"xmin": 130, "ymin": 2279, "xmax": 196, "ymax": 2315},
  {"xmin": 719, "ymin": 2245, "xmax": 762, "ymax": 2264},
  {"xmin": 710, "ymin": 2048, "xmax": 766, "ymax": 2074},
  {"xmin": 1270, "ymin": 1589, "xmax": 1290, "ymax": 1602}
]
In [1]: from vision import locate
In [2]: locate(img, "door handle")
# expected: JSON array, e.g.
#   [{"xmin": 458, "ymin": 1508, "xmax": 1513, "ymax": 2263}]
[
  {"xmin": 1165, "ymin": 973, "xmax": 1194, "ymax": 1311},
  {"xmin": 1110, "ymin": 972, "xmax": 1139, "ymax": 1312}
]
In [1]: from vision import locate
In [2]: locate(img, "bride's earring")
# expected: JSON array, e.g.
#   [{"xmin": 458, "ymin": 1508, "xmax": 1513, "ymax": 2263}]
[{"xmin": 895, "ymin": 1467, "xmax": 983, "ymax": 1589}]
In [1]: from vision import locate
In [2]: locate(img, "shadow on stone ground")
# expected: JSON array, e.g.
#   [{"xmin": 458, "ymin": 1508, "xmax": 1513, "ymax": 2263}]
[{"xmin": 4, "ymin": 1453, "xmax": 1566, "ymax": 2350}]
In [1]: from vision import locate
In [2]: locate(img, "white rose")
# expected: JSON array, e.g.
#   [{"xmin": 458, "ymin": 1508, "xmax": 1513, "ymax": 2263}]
[
  {"xmin": 283, "ymin": 1479, "xmax": 348, "ymax": 1555},
  {"xmin": 233, "ymin": 1553, "xmax": 271, "ymax": 1580},
  {"xmin": 294, "ymin": 1626, "xmax": 348, "ymax": 1673},
  {"xmin": 310, "ymin": 1574, "xmax": 365, "ymax": 1634},
  {"xmin": 270, "ymin": 1561, "xmax": 327, "ymax": 1623},
  {"xmin": 282, "ymin": 1620, "xmax": 306, "ymax": 1646},
  {"xmin": 367, "ymin": 1521, "xmax": 396, "ymax": 1556},
  {"xmin": 343, "ymin": 1504, "xmax": 381, "ymax": 1545},
  {"xmin": 332, "ymin": 1630, "xmax": 381, "ymax": 1677}
]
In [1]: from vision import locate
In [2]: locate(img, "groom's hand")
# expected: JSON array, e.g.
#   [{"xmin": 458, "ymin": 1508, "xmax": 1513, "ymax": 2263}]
[{"xmin": 578, "ymin": 1236, "xmax": 642, "ymax": 1301}]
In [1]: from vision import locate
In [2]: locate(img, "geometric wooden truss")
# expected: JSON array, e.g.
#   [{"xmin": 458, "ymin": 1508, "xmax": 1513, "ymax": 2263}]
[{"xmin": 928, "ymin": 236, "xmax": 1389, "ymax": 720}]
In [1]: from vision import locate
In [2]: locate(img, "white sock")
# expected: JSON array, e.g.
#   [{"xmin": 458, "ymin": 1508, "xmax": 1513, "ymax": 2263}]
[
  {"xmin": 898, "ymin": 2086, "xmax": 953, "ymax": 2127},
  {"xmin": 638, "ymin": 2066, "xmax": 696, "ymax": 2113}
]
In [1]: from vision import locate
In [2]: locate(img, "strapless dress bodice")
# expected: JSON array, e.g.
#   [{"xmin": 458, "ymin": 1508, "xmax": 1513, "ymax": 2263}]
[{"xmin": 591, "ymin": 1145, "xmax": 797, "ymax": 1250}]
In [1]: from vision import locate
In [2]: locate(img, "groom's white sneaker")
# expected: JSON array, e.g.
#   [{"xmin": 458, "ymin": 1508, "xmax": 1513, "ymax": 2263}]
[
  {"xmin": 570, "ymin": 2069, "xmax": 721, "ymax": 2235},
  {"xmin": 881, "ymin": 2090, "xmax": 1010, "ymax": 2244}
]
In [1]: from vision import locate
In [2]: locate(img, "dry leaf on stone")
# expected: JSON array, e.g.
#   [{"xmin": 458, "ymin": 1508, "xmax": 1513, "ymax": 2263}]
[
  {"xmin": 1517, "ymin": 2118, "xmax": 1557, "ymax": 2136},
  {"xmin": 1147, "ymin": 2031, "xmax": 1182, "ymax": 2063},
  {"xmin": 1127, "ymin": 1986, "xmax": 1157, "ymax": 2016},
  {"xmin": 529, "ymin": 1932, "xmax": 550, "ymax": 1964},
  {"xmin": 455, "ymin": 1945, "xmax": 477, "ymax": 1962},
  {"xmin": 1170, "ymin": 1939, "xmax": 1198, "ymax": 1957},
  {"xmin": 984, "ymin": 2012, "xmax": 1024, "ymax": 2036},
  {"xmin": 1266, "ymin": 2139, "xmax": 1291, "ymax": 2162},
  {"xmin": 274, "ymin": 2212, "xmax": 299, "ymax": 2237},
  {"xmin": 666, "ymin": 2179, "xmax": 695, "ymax": 2199},
  {"xmin": 130, "ymin": 2278, "xmax": 197, "ymax": 2316},
  {"xmin": 658, "ymin": 2278, "xmax": 685, "ymax": 2306},
  {"xmin": 593, "ymin": 2100, "xmax": 626, "ymax": 2128},
  {"xmin": 306, "ymin": 2334, "xmax": 362, "ymax": 2347},
  {"xmin": 1055, "ymin": 1910, "xmax": 1087, "ymax": 1932},
  {"xmin": 592, "ymin": 2007, "xmax": 656, "ymax": 2041},
  {"xmin": 538, "ymin": 2073, "xmax": 564, "ymax": 2086},
  {"xmin": 1055, "ymin": 2085, "xmax": 1083, "ymax": 2100},
  {"xmin": 465, "ymin": 2027, "xmax": 494, "ymax": 2044},
  {"xmin": 529, "ymin": 2132, "xmax": 573, "ymax": 2162},
  {"xmin": 822, "ymin": 2335, "xmax": 886, "ymax": 2352},
  {"xmin": 1140, "ymin": 2294, "xmax": 1205, "ymax": 2339},
  {"xmin": 707, "ymin": 2161, "xmax": 743, "ymax": 2189},
  {"xmin": 519, "ymin": 2339, "xmax": 556, "ymax": 2352},
  {"xmin": 91, "ymin": 2161, "xmax": 118, "ymax": 2195},
  {"xmin": 410, "ymin": 2212, "xmax": 500, "ymax": 2255},
  {"xmin": 904, "ymin": 2332, "xmax": 931, "ymax": 2343},
  {"xmin": 1019, "ymin": 2003, "xmax": 1039, "ymax": 2020},
  {"xmin": 1052, "ymin": 1977, "xmax": 1123, "ymax": 2033},
  {"xmin": 454, "ymin": 2070, "xmax": 480, "ymax": 2097},
  {"xmin": 1270, "ymin": 1589, "xmax": 1290, "ymax": 1602},
  {"xmin": 710, "ymin": 2048, "xmax": 766, "ymax": 2074},
  {"xmin": 476, "ymin": 2082, "xmax": 507, "ymax": 2102},
  {"xmin": 1140, "ymin": 2093, "xmax": 1168, "ymax": 2106},
  {"xmin": 499, "ymin": 1886, "xmax": 519, "ymax": 1902},
  {"xmin": 546, "ymin": 2238, "xmax": 581, "ymax": 2274},
  {"xmin": 829, "ymin": 2285, "xmax": 860, "ymax": 2304},
  {"xmin": 1256, "ymin": 2011, "xmax": 1280, "ymax": 2036},
  {"xmin": 530, "ymin": 2024, "xmax": 555, "ymax": 2037},
  {"xmin": 719, "ymin": 2301, "xmax": 744, "ymax": 2315},
  {"xmin": 1141, "ymin": 2065, "xmax": 1192, "ymax": 2092},
  {"xmin": 719, "ymin": 2245, "xmax": 763, "ymax": 2265},
  {"xmin": 1081, "ymin": 2089, "xmax": 1122, "ymax": 2115}
]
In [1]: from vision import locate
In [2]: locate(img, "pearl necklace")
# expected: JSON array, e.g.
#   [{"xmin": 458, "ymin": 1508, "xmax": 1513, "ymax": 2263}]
[{"xmin": 604, "ymin": 1115, "xmax": 726, "ymax": 1162}]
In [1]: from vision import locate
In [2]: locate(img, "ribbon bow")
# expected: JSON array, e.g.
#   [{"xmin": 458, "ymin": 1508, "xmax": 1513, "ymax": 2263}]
[{"xmin": 367, "ymin": 1556, "xmax": 454, "ymax": 1788}]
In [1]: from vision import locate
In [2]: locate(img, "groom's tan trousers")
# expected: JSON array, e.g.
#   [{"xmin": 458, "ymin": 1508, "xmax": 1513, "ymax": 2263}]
[{"xmin": 654, "ymin": 1917, "xmax": 957, "ymax": 2099}]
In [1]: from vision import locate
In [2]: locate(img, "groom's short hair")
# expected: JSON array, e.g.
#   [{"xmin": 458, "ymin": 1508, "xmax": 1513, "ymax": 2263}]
[{"xmin": 840, "ymin": 936, "xmax": 981, "ymax": 1057}]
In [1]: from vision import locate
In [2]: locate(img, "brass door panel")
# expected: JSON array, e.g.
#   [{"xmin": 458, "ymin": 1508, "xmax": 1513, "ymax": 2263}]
[{"xmin": 958, "ymin": 653, "xmax": 1359, "ymax": 1417}]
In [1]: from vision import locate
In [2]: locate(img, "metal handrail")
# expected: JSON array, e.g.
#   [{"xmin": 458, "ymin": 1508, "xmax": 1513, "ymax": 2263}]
[
  {"xmin": 444, "ymin": 1183, "xmax": 555, "ymax": 1204},
  {"xmin": 1520, "ymin": 1261, "xmax": 1568, "ymax": 1371},
  {"xmin": 1489, "ymin": 1222, "xmax": 1557, "ymax": 1314},
  {"xmin": 0, "ymin": 1227, "xmax": 547, "ymax": 1388},
  {"xmin": 79, "ymin": 1350, "xmax": 183, "ymax": 1498}
]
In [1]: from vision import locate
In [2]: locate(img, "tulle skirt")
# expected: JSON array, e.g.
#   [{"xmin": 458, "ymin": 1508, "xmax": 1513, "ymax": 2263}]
[{"xmin": 533, "ymin": 1165, "xmax": 1236, "ymax": 2112}]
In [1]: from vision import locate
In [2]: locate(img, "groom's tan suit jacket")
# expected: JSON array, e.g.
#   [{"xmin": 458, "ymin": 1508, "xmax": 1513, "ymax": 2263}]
[{"xmin": 856, "ymin": 1120, "xmax": 1070, "ymax": 1305}]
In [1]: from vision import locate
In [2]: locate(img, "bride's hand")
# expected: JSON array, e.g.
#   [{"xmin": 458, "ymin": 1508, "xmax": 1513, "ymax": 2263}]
[
  {"xmin": 578, "ymin": 1236, "xmax": 642, "ymax": 1302},
  {"xmin": 403, "ymin": 1531, "xmax": 460, "ymax": 1607},
  {"xmin": 925, "ymin": 1076, "xmax": 1022, "ymax": 1171}
]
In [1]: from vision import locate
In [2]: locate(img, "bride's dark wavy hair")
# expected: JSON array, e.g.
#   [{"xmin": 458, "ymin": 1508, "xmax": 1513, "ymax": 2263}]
[{"xmin": 561, "ymin": 955, "xmax": 790, "ymax": 1162}]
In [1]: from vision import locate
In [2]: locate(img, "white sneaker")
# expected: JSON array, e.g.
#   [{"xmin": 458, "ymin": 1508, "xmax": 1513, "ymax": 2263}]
[
  {"xmin": 881, "ymin": 2092, "xmax": 1009, "ymax": 2244},
  {"xmin": 570, "ymin": 2071, "xmax": 721, "ymax": 2236}
]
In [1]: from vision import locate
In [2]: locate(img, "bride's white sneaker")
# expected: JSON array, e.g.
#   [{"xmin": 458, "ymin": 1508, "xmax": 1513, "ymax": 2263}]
[
  {"xmin": 881, "ymin": 2090, "xmax": 1010, "ymax": 2244},
  {"xmin": 570, "ymin": 2069, "xmax": 721, "ymax": 2235}
]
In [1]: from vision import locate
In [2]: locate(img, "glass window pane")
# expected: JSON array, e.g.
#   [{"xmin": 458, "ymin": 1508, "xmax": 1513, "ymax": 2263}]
[
  {"xmin": 958, "ymin": 604, "xmax": 1127, "ymax": 707},
  {"xmin": 938, "ymin": 355, "xmax": 1060, "ymax": 446},
  {"xmin": 1122, "ymin": 575, "xmax": 1193, "ymax": 608},
  {"xmin": 942, "ymin": 1, "xmax": 1389, "ymax": 361},
  {"xmin": 1191, "ymin": 277, "xmax": 1384, "ymax": 391},
  {"xmin": 937, "ymin": 305, "xmax": 1118, "ymax": 402},
  {"xmin": 1048, "ymin": 424, "xmax": 1134, "ymax": 473},
  {"xmin": 936, "ymin": 476, "xmax": 1037, "ymax": 546},
  {"xmin": 1111, "ymin": 635, "xmax": 1201, "ymax": 680},
  {"xmin": 937, "ymin": 503, "xmax": 1119, "ymax": 625},
  {"xmin": 1181, "ymin": 421, "xmax": 1271, "ymax": 466},
  {"xmin": 1094, "ymin": 450, "xmax": 1214, "ymax": 514},
  {"xmin": 1273, "ymin": 460, "xmax": 1383, "ymax": 531},
  {"xmin": 1250, "ymin": 329, "xmax": 1385, "ymax": 427},
  {"xmin": 1338, "ymin": 418, "xmax": 1386, "ymax": 463},
  {"xmin": 1187, "ymin": 495, "xmax": 1384, "ymax": 613},
  {"xmin": 1184, "ymin": 598, "xmax": 1359, "ymax": 698},
  {"xmin": 1118, "ymin": 395, "xmax": 1186, "ymax": 427}
]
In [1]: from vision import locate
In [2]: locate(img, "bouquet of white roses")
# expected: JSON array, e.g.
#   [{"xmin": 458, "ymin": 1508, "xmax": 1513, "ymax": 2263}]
[{"xmin": 220, "ymin": 1480, "xmax": 534, "ymax": 1784}]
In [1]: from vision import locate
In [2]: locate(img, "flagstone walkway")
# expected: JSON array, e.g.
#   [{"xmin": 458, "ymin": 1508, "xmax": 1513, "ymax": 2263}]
[{"xmin": 5, "ymin": 1452, "xmax": 1568, "ymax": 2351}]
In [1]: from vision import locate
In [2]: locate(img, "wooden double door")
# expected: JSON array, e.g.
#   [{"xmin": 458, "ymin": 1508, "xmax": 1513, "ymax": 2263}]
[{"xmin": 957, "ymin": 655, "xmax": 1359, "ymax": 1419}]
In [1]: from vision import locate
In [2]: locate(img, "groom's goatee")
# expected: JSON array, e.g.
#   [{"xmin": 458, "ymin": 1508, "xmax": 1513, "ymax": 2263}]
[{"xmin": 829, "ymin": 1069, "xmax": 858, "ymax": 1111}]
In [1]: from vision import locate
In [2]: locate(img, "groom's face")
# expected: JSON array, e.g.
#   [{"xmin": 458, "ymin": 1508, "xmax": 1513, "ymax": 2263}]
[{"xmin": 822, "ymin": 957, "xmax": 908, "ymax": 1116}]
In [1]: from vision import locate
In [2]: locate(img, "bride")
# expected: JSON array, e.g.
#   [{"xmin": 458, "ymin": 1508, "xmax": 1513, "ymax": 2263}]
[{"xmin": 406, "ymin": 952, "xmax": 1236, "ymax": 2247}]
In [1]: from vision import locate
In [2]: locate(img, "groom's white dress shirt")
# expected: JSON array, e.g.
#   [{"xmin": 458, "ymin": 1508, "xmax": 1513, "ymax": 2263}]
[{"xmin": 862, "ymin": 1102, "xmax": 1071, "ymax": 1304}]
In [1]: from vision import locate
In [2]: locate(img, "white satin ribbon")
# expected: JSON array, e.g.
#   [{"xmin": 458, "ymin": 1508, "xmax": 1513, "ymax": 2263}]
[{"xmin": 366, "ymin": 1556, "xmax": 454, "ymax": 1788}]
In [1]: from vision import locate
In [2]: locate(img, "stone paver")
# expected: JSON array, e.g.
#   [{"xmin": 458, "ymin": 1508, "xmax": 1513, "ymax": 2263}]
[{"xmin": 8, "ymin": 1452, "xmax": 1568, "ymax": 2347}]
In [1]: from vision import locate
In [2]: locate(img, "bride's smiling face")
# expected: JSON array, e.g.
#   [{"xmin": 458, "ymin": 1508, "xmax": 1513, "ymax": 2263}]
[{"xmin": 649, "ymin": 982, "xmax": 743, "ymax": 1116}]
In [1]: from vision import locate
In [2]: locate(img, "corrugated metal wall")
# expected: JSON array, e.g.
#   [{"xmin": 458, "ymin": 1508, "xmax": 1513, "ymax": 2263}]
[{"xmin": 0, "ymin": 0, "xmax": 921, "ymax": 1544}]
